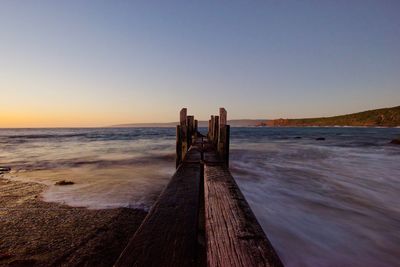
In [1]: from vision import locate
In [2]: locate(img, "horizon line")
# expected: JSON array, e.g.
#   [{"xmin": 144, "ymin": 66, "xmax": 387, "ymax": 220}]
[{"xmin": 1, "ymin": 105, "xmax": 398, "ymax": 128}]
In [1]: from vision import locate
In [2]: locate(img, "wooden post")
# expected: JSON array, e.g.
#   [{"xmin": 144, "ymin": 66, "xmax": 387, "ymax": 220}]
[
  {"xmin": 179, "ymin": 108, "xmax": 188, "ymax": 162},
  {"xmin": 180, "ymin": 108, "xmax": 187, "ymax": 126},
  {"xmin": 115, "ymin": 150, "xmax": 202, "ymax": 267},
  {"xmin": 194, "ymin": 120, "xmax": 198, "ymax": 139},
  {"xmin": 219, "ymin": 125, "xmax": 230, "ymax": 166},
  {"xmin": 208, "ymin": 120, "xmax": 212, "ymax": 139},
  {"xmin": 209, "ymin": 117, "xmax": 213, "ymax": 141},
  {"xmin": 187, "ymin": 115, "xmax": 194, "ymax": 146},
  {"xmin": 218, "ymin": 108, "xmax": 226, "ymax": 150},
  {"xmin": 219, "ymin": 108, "xmax": 227, "ymax": 127},
  {"xmin": 218, "ymin": 108, "xmax": 230, "ymax": 166},
  {"xmin": 210, "ymin": 116, "xmax": 215, "ymax": 141},
  {"xmin": 213, "ymin": 116, "xmax": 219, "ymax": 145},
  {"xmin": 176, "ymin": 125, "xmax": 182, "ymax": 168}
]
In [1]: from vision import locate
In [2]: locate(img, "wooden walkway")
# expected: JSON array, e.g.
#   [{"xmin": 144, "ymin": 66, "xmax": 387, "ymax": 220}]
[{"xmin": 115, "ymin": 108, "xmax": 284, "ymax": 267}]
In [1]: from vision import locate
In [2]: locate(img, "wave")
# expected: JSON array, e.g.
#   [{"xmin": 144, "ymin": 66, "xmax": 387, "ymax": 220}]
[
  {"xmin": 0, "ymin": 128, "xmax": 176, "ymax": 143},
  {"xmin": 8, "ymin": 153, "xmax": 175, "ymax": 172},
  {"xmin": 7, "ymin": 133, "xmax": 85, "ymax": 139}
]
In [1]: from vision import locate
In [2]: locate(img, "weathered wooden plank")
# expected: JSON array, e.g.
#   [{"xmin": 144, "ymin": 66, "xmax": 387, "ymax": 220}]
[
  {"xmin": 204, "ymin": 163, "xmax": 284, "ymax": 267},
  {"xmin": 185, "ymin": 145, "xmax": 201, "ymax": 162},
  {"xmin": 203, "ymin": 141, "xmax": 221, "ymax": 163},
  {"xmin": 115, "ymin": 161, "xmax": 202, "ymax": 267}
]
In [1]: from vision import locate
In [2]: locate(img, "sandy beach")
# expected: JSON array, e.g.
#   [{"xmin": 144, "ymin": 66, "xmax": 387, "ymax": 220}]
[{"xmin": 0, "ymin": 178, "xmax": 147, "ymax": 267}]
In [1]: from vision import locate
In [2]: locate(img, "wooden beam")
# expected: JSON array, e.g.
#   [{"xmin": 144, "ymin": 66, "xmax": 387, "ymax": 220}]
[
  {"xmin": 115, "ymin": 149, "xmax": 202, "ymax": 267},
  {"xmin": 204, "ymin": 163, "xmax": 284, "ymax": 267}
]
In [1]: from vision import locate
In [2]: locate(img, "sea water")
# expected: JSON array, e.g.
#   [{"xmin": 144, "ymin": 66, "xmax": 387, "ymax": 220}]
[{"xmin": 1, "ymin": 127, "xmax": 399, "ymax": 267}]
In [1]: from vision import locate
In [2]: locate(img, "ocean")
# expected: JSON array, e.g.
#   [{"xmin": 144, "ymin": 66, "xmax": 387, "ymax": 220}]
[{"xmin": 1, "ymin": 127, "xmax": 399, "ymax": 267}]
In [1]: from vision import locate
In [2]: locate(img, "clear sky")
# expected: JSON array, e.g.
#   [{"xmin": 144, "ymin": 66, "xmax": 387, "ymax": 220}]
[{"xmin": 1, "ymin": 1, "xmax": 399, "ymax": 127}]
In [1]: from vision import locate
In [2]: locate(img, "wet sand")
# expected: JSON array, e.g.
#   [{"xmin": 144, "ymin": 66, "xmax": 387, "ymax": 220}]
[{"xmin": 0, "ymin": 178, "xmax": 147, "ymax": 267}]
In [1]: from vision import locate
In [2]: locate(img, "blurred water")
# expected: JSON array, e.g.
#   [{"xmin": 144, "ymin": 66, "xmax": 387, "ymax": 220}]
[
  {"xmin": 230, "ymin": 127, "xmax": 400, "ymax": 267},
  {"xmin": 0, "ymin": 128, "xmax": 176, "ymax": 209},
  {"xmin": 1, "ymin": 127, "xmax": 399, "ymax": 266}
]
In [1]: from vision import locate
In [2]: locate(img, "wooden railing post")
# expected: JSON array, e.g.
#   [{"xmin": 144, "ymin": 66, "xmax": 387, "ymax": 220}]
[
  {"xmin": 180, "ymin": 108, "xmax": 187, "ymax": 126},
  {"xmin": 176, "ymin": 108, "xmax": 188, "ymax": 168},
  {"xmin": 209, "ymin": 115, "xmax": 214, "ymax": 141},
  {"xmin": 194, "ymin": 120, "xmax": 198, "ymax": 139},
  {"xmin": 187, "ymin": 115, "xmax": 194, "ymax": 146},
  {"xmin": 218, "ymin": 108, "xmax": 230, "ymax": 166},
  {"xmin": 208, "ymin": 119, "xmax": 212, "ymax": 139},
  {"xmin": 176, "ymin": 109, "xmax": 200, "ymax": 168},
  {"xmin": 213, "ymin": 116, "xmax": 219, "ymax": 146},
  {"xmin": 176, "ymin": 125, "xmax": 182, "ymax": 168},
  {"xmin": 219, "ymin": 108, "xmax": 227, "ymax": 126}
]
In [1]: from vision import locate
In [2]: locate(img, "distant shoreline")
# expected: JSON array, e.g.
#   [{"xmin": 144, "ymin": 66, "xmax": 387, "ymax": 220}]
[
  {"xmin": 110, "ymin": 105, "xmax": 400, "ymax": 128},
  {"xmin": 256, "ymin": 106, "xmax": 400, "ymax": 128}
]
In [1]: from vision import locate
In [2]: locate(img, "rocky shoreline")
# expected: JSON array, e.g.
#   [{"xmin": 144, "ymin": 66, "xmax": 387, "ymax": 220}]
[{"xmin": 0, "ymin": 178, "xmax": 147, "ymax": 267}]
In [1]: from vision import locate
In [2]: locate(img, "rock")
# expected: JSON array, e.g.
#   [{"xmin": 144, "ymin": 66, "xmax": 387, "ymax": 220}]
[
  {"xmin": 55, "ymin": 180, "xmax": 74, "ymax": 186},
  {"xmin": 390, "ymin": 138, "xmax": 400, "ymax": 145},
  {"xmin": 316, "ymin": 137, "xmax": 325, "ymax": 141},
  {"xmin": 0, "ymin": 166, "xmax": 11, "ymax": 172},
  {"xmin": 294, "ymin": 136, "xmax": 302, "ymax": 139}
]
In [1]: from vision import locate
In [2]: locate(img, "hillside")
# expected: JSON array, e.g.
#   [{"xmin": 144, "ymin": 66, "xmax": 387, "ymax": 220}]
[{"xmin": 260, "ymin": 106, "xmax": 400, "ymax": 127}]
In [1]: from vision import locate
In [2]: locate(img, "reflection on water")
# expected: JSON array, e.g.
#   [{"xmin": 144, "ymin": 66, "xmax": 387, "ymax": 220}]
[{"xmin": 1, "ymin": 127, "xmax": 399, "ymax": 267}]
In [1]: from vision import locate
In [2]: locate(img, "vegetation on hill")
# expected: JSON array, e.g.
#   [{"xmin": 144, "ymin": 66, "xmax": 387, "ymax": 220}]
[{"xmin": 259, "ymin": 106, "xmax": 400, "ymax": 127}]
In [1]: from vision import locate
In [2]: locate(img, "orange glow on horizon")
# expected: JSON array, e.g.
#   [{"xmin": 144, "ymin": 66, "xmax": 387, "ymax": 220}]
[{"xmin": 0, "ymin": 107, "xmax": 174, "ymax": 128}]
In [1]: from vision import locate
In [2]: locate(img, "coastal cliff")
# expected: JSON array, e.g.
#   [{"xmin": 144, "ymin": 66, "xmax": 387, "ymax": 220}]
[{"xmin": 259, "ymin": 106, "xmax": 400, "ymax": 127}]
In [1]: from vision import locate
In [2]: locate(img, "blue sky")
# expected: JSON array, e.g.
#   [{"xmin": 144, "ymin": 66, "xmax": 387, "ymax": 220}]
[{"xmin": 1, "ymin": 1, "xmax": 399, "ymax": 126}]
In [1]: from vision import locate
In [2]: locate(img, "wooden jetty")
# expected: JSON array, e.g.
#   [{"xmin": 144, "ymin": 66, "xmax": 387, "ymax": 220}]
[{"xmin": 115, "ymin": 108, "xmax": 284, "ymax": 267}]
